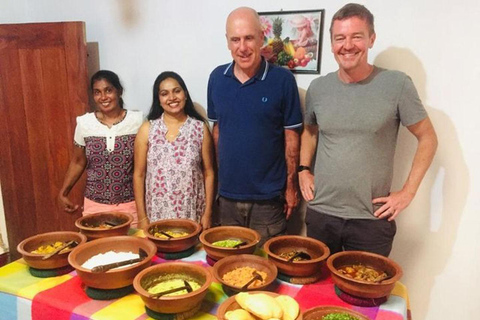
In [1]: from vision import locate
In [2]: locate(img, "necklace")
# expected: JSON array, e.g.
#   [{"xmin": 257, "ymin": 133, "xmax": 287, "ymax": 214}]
[{"xmin": 96, "ymin": 110, "xmax": 126, "ymax": 127}]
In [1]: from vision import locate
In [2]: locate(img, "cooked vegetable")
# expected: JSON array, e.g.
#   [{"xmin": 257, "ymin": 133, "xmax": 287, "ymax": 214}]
[
  {"xmin": 279, "ymin": 250, "xmax": 311, "ymax": 261},
  {"xmin": 147, "ymin": 278, "xmax": 200, "ymax": 296},
  {"xmin": 222, "ymin": 266, "xmax": 267, "ymax": 288},
  {"xmin": 337, "ymin": 264, "xmax": 387, "ymax": 283},
  {"xmin": 31, "ymin": 241, "xmax": 70, "ymax": 254},
  {"xmin": 153, "ymin": 229, "xmax": 189, "ymax": 239},
  {"xmin": 322, "ymin": 312, "xmax": 361, "ymax": 320},
  {"xmin": 212, "ymin": 239, "xmax": 243, "ymax": 248}
]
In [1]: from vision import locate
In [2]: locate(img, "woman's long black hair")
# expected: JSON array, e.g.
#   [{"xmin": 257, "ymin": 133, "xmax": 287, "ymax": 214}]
[
  {"xmin": 147, "ymin": 71, "xmax": 205, "ymax": 122},
  {"xmin": 90, "ymin": 70, "xmax": 124, "ymax": 109}
]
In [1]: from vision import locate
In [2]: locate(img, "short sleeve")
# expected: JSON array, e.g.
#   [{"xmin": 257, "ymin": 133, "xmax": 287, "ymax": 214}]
[
  {"xmin": 73, "ymin": 116, "xmax": 85, "ymax": 147},
  {"xmin": 398, "ymin": 76, "xmax": 427, "ymax": 127},
  {"xmin": 207, "ymin": 74, "xmax": 217, "ymax": 122},
  {"xmin": 130, "ymin": 110, "xmax": 145, "ymax": 132},
  {"xmin": 304, "ymin": 82, "xmax": 317, "ymax": 125},
  {"xmin": 282, "ymin": 72, "xmax": 303, "ymax": 129}
]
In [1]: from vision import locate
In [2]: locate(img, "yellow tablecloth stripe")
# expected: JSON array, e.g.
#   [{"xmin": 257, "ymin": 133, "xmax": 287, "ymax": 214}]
[{"xmin": 392, "ymin": 281, "xmax": 410, "ymax": 309}]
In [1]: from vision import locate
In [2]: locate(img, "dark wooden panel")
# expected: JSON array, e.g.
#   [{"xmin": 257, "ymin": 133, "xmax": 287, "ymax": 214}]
[{"xmin": 0, "ymin": 22, "xmax": 88, "ymax": 259}]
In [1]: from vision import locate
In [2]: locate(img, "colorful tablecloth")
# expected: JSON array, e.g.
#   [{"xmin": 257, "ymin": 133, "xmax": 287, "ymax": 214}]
[{"xmin": 0, "ymin": 246, "xmax": 410, "ymax": 320}]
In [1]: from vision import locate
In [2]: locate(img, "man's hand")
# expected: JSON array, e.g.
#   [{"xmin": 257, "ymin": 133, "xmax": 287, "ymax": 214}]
[
  {"xmin": 284, "ymin": 187, "xmax": 299, "ymax": 220},
  {"xmin": 299, "ymin": 170, "xmax": 315, "ymax": 201},
  {"xmin": 372, "ymin": 189, "xmax": 415, "ymax": 221}
]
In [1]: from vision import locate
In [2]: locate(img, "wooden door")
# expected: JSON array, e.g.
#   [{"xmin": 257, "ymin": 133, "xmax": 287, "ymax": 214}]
[{"xmin": 0, "ymin": 22, "xmax": 89, "ymax": 259}]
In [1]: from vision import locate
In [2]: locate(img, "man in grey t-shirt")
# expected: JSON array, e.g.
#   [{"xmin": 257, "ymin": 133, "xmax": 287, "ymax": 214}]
[{"xmin": 299, "ymin": 3, "xmax": 437, "ymax": 256}]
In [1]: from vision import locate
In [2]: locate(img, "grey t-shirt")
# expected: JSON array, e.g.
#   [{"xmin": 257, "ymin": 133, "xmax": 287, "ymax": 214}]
[{"xmin": 304, "ymin": 67, "xmax": 427, "ymax": 219}]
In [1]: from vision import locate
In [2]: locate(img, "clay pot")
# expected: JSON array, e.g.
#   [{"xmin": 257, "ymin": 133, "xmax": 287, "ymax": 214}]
[
  {"xmin": 75, "ymin": 212, "xmax": 132, "ymax": 241},
  {"xmin": 213, "ymin": 254, "xmax": 278, "ymax": 293},
  {"xmin": 17, "ymin": 231, "xmax": 87, "ymax": 269},
  {"xmin": 199, "ymin": 226, "xmax": 260, "ymax": 262},
  {"xmin": 326, "ymin": 250, "xmax": 403, "ymax": 298},
  {"xmin": 144, "ymin": 219, "xmax": 202, "ymax": 253},
  {"xmin": 263, "ymin": 235, "xmax": 330, "ymax": 277},
  {"xmin": 303, "ymin": 305, "xmax": 369, "ymax": 320},
  {"xmin": 68, "ymin": 235, "xmax": 157, "ymax": 289},
  {"xmin": 133, "ymin": 262, "xmax": 212, "ymax": 314}
]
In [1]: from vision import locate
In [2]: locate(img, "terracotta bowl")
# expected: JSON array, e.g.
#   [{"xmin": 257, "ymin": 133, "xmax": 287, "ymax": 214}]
[
  {"xmin": 217, "ymin": 291, "xmax": 303, "ymax": 320},
  {"xmin": 75, "ymin": 212, "xmax": 133, "ymax": 241},
  {"xmin": 326, "ymin": 251, "xmax": 403, "ymax": 298},
  {"xmin": 68, "ymin": 235, "xmax": 157, "ymax": 289},
  {"xmin": 263, "ymin": 235, "xmax": 330, "ymax": 277},
  {"xmin": 199, "ymin": 226, "xmax": 261, "ymax": 262},
  {"xmin": 17, "ymin": 231, "xmax": 87, "ymax": 270},
  {"xmin": 213, "ymin": 254, "xmax": 278, "ymax": 293},
  {"xmin": 303, "ymin": 306, "xmax": 369, "ymax": 320},
  {"xmin": 144, "ymin": 219, "xmax": 202, "ymax": 253},
  {"xmin": 133, "ymin": 262, "xmax": 212, "ymax": 314}
]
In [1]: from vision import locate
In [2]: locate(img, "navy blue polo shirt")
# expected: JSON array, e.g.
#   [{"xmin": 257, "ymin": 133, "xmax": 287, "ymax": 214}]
[{"xmin": 207, "ymin": 60, "xmax": 302, "ymax": 200}]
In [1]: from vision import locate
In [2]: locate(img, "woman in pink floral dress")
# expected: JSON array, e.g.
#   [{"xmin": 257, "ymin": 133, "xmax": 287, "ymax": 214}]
[{"xmin": 134, "ymin": 72, "xmax": 215, "ymax": 230}]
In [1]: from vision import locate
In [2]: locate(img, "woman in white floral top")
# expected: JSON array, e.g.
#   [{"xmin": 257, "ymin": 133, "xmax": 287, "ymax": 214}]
[
  {"xmin": 58, "ymin": 70, "xmax": 143, "ymax": 226},
  {"xmin": 134, "ymin": 72, "xmax": 215, "ymax": 230}
]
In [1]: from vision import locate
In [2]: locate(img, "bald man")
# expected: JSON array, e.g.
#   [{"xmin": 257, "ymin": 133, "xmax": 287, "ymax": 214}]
[{"xmin": 207, "ymin": 7, "xmax": 302, "ymax": 246}]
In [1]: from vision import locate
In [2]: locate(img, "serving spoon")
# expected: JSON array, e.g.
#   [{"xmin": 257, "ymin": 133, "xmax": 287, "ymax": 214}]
[
  {"xmin": 103, "ymin": 220, "xmax": 122, "ymax": 227},
  {"xmin": 287, "ymin": 251, "xmax": 312, "ymax": 262},
  {"xmin": 150, "ymin": 280, "xmax": 193, "ymax": 298},
  {"xmin": 241, "ymin": 271, "xmax": 263, "ymax": 290},
  {"xmin": 158, "ymin": 231, "xmax": 174, "ymax": 239},
  {"xmin": 233, "ymin": 241, "xmax": 248, "ymax": 248},
  {"xmin": 90, "ymin": 248, "xmax": 148, "ymax": 273},
  {"xmin": 374, "ymin": 273, "xmax": 391, "ymax": 283},
  {"xmin": 42, "ymin": 240, "xmax": 78, "ymax": 260}
]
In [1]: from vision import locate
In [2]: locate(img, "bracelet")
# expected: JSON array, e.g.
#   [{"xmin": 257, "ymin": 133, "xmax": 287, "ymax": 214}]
[{"xmin": 138, "ymin": 217, "xmax": 148, "ymax": 223}]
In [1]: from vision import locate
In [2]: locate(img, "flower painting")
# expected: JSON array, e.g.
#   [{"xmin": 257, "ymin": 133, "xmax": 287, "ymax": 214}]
[{"xmin": 258, "ymin": 9, "xmax": 325, "ymax": 74}]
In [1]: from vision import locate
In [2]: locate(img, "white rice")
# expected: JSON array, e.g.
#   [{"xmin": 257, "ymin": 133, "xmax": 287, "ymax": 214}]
[{"xmin": 81, "ymin": 251, "xmax": 140, "ymax": 270}]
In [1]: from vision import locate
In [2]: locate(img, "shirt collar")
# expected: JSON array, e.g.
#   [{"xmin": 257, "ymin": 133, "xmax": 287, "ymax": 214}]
[{"xmin": 223, "ymin": 58, "xmax": 269, "ymax": 81}]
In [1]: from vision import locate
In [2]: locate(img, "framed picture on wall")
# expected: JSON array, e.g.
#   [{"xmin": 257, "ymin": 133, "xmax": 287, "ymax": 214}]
[{"xmin": 258, "ymin": 9, "xmax": 325, "ymax": 74}]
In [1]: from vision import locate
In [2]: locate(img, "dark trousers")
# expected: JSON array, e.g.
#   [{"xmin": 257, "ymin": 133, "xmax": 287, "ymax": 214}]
[
  {"xmin": 218, "ymin": 196, "xmax": 286, "ymax": 247},
  {"xmin": 306, "ymin": 207, "xmax": 397, "ymax": 257}
]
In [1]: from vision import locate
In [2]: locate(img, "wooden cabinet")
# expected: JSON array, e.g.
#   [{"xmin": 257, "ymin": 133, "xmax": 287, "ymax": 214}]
[{"xmin": 0, "ymin": 22, "xmax": 89, "ymax": 259}]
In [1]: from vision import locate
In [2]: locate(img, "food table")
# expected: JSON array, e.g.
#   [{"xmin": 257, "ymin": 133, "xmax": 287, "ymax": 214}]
[{"xmin": 0, "ymin": 232, "xmax": 410, "ymax": 320}]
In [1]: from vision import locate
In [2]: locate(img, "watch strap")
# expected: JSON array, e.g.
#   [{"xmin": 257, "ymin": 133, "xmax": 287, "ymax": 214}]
[{"xmin": 297, "ymin": 165, "xmax": 311, "ymax": 173}]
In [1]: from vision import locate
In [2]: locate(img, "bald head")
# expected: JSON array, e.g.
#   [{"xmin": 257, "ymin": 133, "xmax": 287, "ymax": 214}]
[
  {"xmin": 224, "ymin": 7, "xmax": 264, "ymax": 79},
  {"xmin": 226, "ymin": 7, "xmax": 262, "ymax": 34}
]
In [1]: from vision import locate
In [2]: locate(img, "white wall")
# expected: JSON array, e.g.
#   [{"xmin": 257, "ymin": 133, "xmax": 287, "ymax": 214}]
[{"xmin": 1, "ymin": 1, "xmax": 479, "ymax": 319}]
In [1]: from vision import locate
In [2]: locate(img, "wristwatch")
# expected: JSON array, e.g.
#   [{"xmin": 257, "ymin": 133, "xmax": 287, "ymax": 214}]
[{"xmin": 297, "ymin": 165, "xmax": 311, "ymax": 173}]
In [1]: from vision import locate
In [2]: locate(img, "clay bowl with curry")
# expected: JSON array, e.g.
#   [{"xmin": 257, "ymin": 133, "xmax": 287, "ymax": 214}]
[
  {"xmin": 326, "ymin": 250, "xmax": 403, "ymax": 298},
  {"xmin": 133, "ymin": 261, "xmax": 212, "ymax": 314},
  {"xmin": 213, "ymin": 254, "xmax": 278, "ymax": 294},
  {"xmin": 263, "ymin": 235, "xmax": 330, "ymax": 277},
  {"xmin": 199, "ymin": 226, "xmax": 261, "ymax": 262},
  {"xmin": 144, "ymin": 219, "xmax": 202, "ymax": 253},
  {"xmin": 303, "ymin": 305, "xmax": 369, "ymax": 320},
  {"xmin": 17, "ymin": 231, "xmax": 87, "ymax": 270},
  {"xmin": 75, "ymin": 212, "xmax": 133, "ymax": 241}
]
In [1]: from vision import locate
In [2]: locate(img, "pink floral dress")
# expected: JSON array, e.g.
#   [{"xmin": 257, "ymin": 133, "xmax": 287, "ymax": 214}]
[{"xmin": 145, "ymin": 115, "xmax": 205, "ymax": 222}]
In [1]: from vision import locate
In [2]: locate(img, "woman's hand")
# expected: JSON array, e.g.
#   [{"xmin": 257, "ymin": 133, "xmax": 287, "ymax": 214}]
[
  {"xmin": 58, "ymin": 193, "xmax": 80, "ymax": 213},
  {"xmin": 200, "ymin": 210, "xmax": 212, "ymax": 230},
  {"xmin": 138, "ymin": 217, "xmax": 150, "ymax": 230},
  {"xmin": 58, "ymin": 145, "xmax": 87, "ymax": 213}
]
